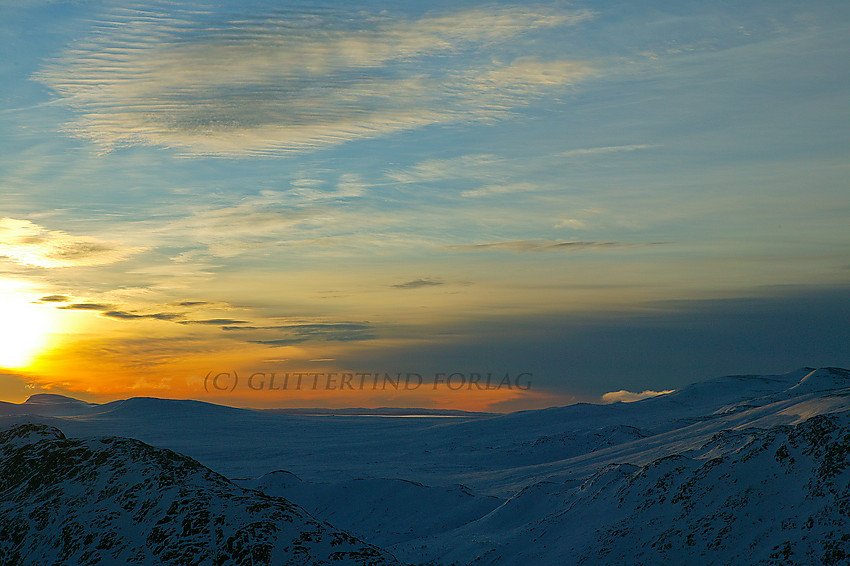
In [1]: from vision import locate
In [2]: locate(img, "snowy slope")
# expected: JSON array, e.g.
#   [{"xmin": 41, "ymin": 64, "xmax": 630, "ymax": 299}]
[
  {"xmin": 3, "ymin": 369, "xmax": 835, "ymax": 490},
  {"xmin": 1, "ymin": 367, "xmax": 848, "ymax": 565},
  {"xmin": 401, "ymin": 411, "xmax": 850, "ymax": 565},
  {"xmin": 0, "ymin": 423, "xmax": 398, "ymax": 566},
  {"xmin": 236, "ymin": 473, "xmax": 503, "ymax": 548}
]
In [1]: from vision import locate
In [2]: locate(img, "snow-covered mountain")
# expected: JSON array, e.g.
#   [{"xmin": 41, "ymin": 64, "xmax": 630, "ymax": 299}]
[
  {"xmin": 236, "ymin": 473, "xmax": 503, "ymax": 549},
  {"xmin": 0, "ymin": 423, "xmax": 397, "ymax": 565},
  {"xmin": 0, "ymin": 393, "xmax": 99, "ymax": 416},
  {"xmin": 0, "ymin": 367, "xmax": 848, "ymax": 564},
  {"xmin": 395, "ymin": 410, "xmax": 850, "ymax": 565}
]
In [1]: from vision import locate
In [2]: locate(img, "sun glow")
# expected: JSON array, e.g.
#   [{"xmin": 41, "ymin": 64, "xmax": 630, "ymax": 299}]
[{"xmin": 0, "ymin": 292, "xmax": 54, "ymax": 369}]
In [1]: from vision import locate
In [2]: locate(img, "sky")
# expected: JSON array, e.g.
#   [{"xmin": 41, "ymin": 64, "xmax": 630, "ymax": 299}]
[{"xmin": 0, "ymin": 0, "xmax": 848, "ymax": 411}]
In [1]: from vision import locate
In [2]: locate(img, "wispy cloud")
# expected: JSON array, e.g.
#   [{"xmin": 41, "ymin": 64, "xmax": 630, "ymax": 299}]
[
  {"xmin": 224, "ymin": 322, "xmax": 375, "ymax": 345},
  {"xmin": 56, "ymin": 302, "xmax": 185, "ymax": 322},
  {"xmin": 555, "ymin": 208, "xmax": 606, "ymax": 230},
  {"xmin": 558, "ymin": 144, "xmax": 658, "ymax": 158},
  {"xmin": 36, "ymin": 294, "xmax": 71, "ymax": 303},
  {"xmin": 102, "ymin": 311, "xmax": 183, "ymax": 321},
  {"xmin": 391, "ymin": 278, "xmax": 443, "ymax": 289},
  {"xmin": 50, "ymin": 298, "xmax": 247, "ymax": 325},
  {"xmin": 386, "ymin": 154, "xmax": 503, "ymax": 184},
  {"xmin": 149, "ymin": 190, "xmax": 463, "ymax": 260},
  {"xmin": 0, "ymin": 218, "xmax": 142, "ymax": 268},
  {"xmin": 386, "ymin": 145, "xmax": 657, "ymax": 186},
  {"xmin": 555, "ymin": 218, "xmax": 587, "ymax": 229},
  {"xmin": 152, "ymin": 196, "xmax": 325, "ymax": 258},
  {"xmin": 446, "ymin": 240, "xmax": 664, "ymax": 253},
  {"xmin": 601, "ymin": 389, "xmax": 675, "ymax": 403},
  {"xmin": 453, "ymin": 57, "xmax": 594, "ymax": 115},
  {"xmin": 36, "ymin": 5, "xmax": 594, "ymax": 156},
  {"xmin": 335, "ymin": 174, "xmax": 368, "ymax": 198},
  {"xmin": 57, "ymin": 303, "xmax": 113, "ymax": 311},
  {"xmin": 461, "ymin": 182, "xmax": 538, "ymax": 198},
  {"xmin": 179, "ymin": 318, "xmax": 249, "ymax": 326}
]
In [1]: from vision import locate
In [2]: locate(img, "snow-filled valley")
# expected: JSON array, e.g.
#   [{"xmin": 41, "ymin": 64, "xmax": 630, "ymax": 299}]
[{"xmin": 1, "ymin": 367, "xmax": 848, "ymax": 564}]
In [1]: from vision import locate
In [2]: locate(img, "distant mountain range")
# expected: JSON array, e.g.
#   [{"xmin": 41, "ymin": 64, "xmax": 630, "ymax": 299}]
[{"xmin": 1, "ymin": 367, "xmax": 848, "ymax": 564}]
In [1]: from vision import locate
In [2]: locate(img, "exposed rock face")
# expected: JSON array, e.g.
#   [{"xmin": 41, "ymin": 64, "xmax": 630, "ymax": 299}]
[{"xmin": 0, "ymin": 424, "xmax": 398, "ymax": 566}]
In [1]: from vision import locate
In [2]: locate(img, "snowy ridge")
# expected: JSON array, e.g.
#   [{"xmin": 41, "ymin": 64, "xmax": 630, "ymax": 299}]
[
  {"xmin": 789, "ymin": 367, "xmax": 850, "ymax": 395},
  {"xmin": 404, "ymin": 412, "xmax": 850, "ymax": 565},
  {"xmin": 0, "ymin": 424, "xmax": 398, "ymax": 565}
]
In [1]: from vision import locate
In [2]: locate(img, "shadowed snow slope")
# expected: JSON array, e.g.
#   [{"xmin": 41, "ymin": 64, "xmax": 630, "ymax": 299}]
[
  {"xmin": 0, "ymin": 423, "xmax": 398, "ymax": 566},
  {"xmin": 403, "ymin": 411, "xmax": 850, "ymax": 565},
  {"xmin": 0, "ymin": 367, "xmax": 848, "ymax": 565},
  {"xmin": 236, "ymin": 474, "xmax": 503, "ymax": 548}
]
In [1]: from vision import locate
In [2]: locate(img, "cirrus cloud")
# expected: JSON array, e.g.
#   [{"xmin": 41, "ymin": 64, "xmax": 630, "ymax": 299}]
[
  {"xmin": 0, "ymin": 218, "xmax": 142, "ymax": 268},
  {"xmin": 223, "ymin": 322, "xmax": 376, "ymax": 345},
  {"xmin": 391, "ymin": 278, "xmax": 444, "ymax": 289},
  {"xmin": 35, "ymin": 4, "xmax": 594, "ymax": 156},
  {"xmin": 446, "ymin": 240, "xmax": 665, "ymax": 253}
]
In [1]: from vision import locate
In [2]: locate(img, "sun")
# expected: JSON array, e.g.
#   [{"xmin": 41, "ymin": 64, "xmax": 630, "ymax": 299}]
[{"xmin": 0, "ymin": 292, "xmax": 53, "ymax": 369}]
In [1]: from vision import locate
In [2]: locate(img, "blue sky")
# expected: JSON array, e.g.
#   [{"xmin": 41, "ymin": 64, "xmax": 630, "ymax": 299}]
[{"xmin": 0, "ymin": 0, "xmax": 848, "ymax": 409}]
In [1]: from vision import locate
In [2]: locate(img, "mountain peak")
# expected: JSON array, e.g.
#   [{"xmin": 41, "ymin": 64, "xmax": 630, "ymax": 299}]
[
  {"xmin": 24, "ymin": 393, "xmax": 90, "ymax": 405},
  {"xmin": 0, "ymin": 423, "xmax": 66, "ymax": 450},
  {"xmin": 0, "ymin": 423, "xmax": 399, "ymax": 564}
]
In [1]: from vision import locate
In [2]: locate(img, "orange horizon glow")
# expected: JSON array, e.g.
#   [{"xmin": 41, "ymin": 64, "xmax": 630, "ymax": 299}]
[
  {"xmin": 4, "ymin": 310, "xmax": 563, "ymax": 411},
  {"xmin": 0, "ymin": 285, "xmax": 567, "ymax": 411},
  {"xmin": 12, "ymin": 358, "xmax": 560, "ymax": 412}
]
